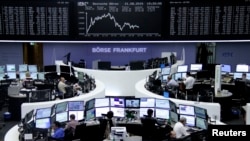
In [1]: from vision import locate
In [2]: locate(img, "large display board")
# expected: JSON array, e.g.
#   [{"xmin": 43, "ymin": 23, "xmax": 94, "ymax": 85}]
[{"xmin": 0, "ymin": 0, "xmax": 250, "ymax": 41}]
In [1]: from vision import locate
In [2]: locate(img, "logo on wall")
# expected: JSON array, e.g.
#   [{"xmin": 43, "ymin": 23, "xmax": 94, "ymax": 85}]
[
  {"xmin": 222, "ymin": 52, "xmax": 233, "ymax": 57},
  {"xmin": 92, "ymin": 47, "xmax": 147, "ymax": 53}
]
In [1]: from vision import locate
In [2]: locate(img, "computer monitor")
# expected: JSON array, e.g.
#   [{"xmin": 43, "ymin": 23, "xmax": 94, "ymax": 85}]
[
  {"xmin": 28, "ymin": 65, "xmax": 38, "ymax": 72},
  {"xmin": 30, "ymin": 72, "xmax": 37, "ymax": 79},
  {"xmin": 139, "ymin": 108, "xmax": 154, "ymax": 117},
  {"xmin": 180, "ymin": 114, "xmax": 195, "ymax": 127},
  {"xmin": 85, "ymin": 99, "xmax": 95, "ymax": 110},
  {"xmin": 247, "ymin": 73, "xmax": 250, "ymax": 80},
  {"xmin": 44, "ymin": 65, "xmax": 56, "ymax": 72},
  {"xmin": 190, "ymin": 64, "xmax": 202, "ymax": 71},
  {"xmin": 194, "ymin": 106, "xmax": 207, "ymax": 119},
  {"xmin": 24, "ymin": 109, "xmax": 34, "ymax": 123},
  {"xmin": 161, "ymin": 67, "xmax": 171, "ymax": 75},
  {"xmin": 55, "ymin": 102, "xmax": 68, "ymax": 113},
  {"xmin": 169, "ymin": 100, "xmax": 177, "ymax": 113},
  {"xmin": 68, "ymin": 101, "xmax": 84, "ymax": 111},
  {"xmin": 177, "ymin": 65, "xmax": 188, "ymax": 73},
  {"xmin": 125, "ymin": 98, "xmax": 140, "ymax": 108},
  {"xmin": 85, "ymin": 108, "xmax": 95, "ymax": 121},
  {"xmin": 196, "ymin": 117, "xmax": 208, "ymax": 130},
  {"xmin": 36, "ymin": 107, "xmax": 52, "ymax": 119},
  {"xmin": 68, "ymin": 111, "xmax": 84, "ymax": 121},
  {"xmin": 110, "ymin": 107, "xmax": 125, "ymax": 118},
  {"xmin": 95, "ymin": 107, "xmax": 110, "ymax": 118},
  {"xmin": 179, "ymin": 104, "xmax": 195, "ymax": 116},
  {"xmin": 174, "ymin": 73, "xmax": 182, "ymax": 80},
  {"xmin": 60, "ymin": 66, "xmax": 71, "ymax": 73},
  {"xmin": 182, "ymin": 73, "xmax": 187, "ymax": 79},
  {"xmin": 110, "ymin": 97, "xmax": 125, "ymax": 107},
  {"xmin": 236, "ymin": 64, "xmax": 249, "ymax": 72},
  {"xmin": 95, "ymin": 98, "xmax": 110, "ymax": 107},
  {"xmin": 19, "ymin": 64, "xmax": 28, "ymax": 72},
  {"xmin": 0, "ymin": 73, "xmax": 5, "ymax": 80},
  {"xmin": 56, "ymin": 111, "xmax": 68, "ymax": 123},
  {"xmin": 6, "ymin": 64, "xmax": 16, "ymax": 72},
  {"xmin": 233, "ymin": 72, "xmax": 242, "ymax": 79},
  {"xmin": 155, "ymin": 108, "xmax": 169, "ymax": 120},
  {"xmin": 35, "ymin": 118, "xmax": 51, "ymax": 129},
  {"xmin": 155, "ymin": 99, "xmax": 170, "ymax": 109},
  {"xmin": 162, "ymin": 75, "xmax": 169, "ymax": 82},
  {"xmin": 37, "ymin": 72, "xmax": 45, "ymax": 80},
  {"xmin": 221, "ymin": 64, "xmax": 231, "ymax": 73},
  {"xmin": 0, "ymin": 65, "xmax": 5, "ymax": 73},
  {"xmin": 19, "ymin": 72, "xmax": 26, "ymax": 79},
  {"xmin": 77, "ymin": 72, "xmax": 85, "ymax": 82},
  {"xmin": 140, "ymin": 98, "xmax": 155, "ymax": 107},
  {"xmin": 7, "ymin": 72, "xmax": 16, "ymax": 79},
  {"xmin": 170, "ymin": 111, "xmax": 179, "ymax": 123}
]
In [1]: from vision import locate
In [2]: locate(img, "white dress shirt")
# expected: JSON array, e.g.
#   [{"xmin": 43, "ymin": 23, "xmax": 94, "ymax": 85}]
[
  {"xmin": 173, "ymin": 122, "xmax": 189, "ymax": 138},
  {"xmin": 167, "ymin": 79, "xmax": 179, "ymax": 88},
  {"xmin": 183, "ymin": 76, "xmax": 195, "ymax": 90}
]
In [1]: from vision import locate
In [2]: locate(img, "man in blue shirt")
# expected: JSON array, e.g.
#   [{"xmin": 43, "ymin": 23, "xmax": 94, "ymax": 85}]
[{"xmin": 50, "ymin": 121, "xmax": 65, "ymax": 140}]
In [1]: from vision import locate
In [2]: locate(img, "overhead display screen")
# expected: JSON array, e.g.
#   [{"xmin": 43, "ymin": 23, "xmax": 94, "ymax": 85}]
[{"xmin": 1, "ymin": 0, "xmax": 250, "ymax": 41}]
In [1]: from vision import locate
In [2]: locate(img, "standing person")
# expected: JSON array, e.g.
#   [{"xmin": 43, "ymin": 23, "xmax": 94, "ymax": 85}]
[
  {"xmin": 100, "ymin": 111, "xmax": 115, "ymax": 140},
  {"xmin": 173, "ymin": 117, "xmax": 189, "ymax": 139},
  {"xmin": 167, "ymin": 75, "xmax": 179, "ymax": 88},
  {"xmin": 183, "ymin": 72, "xmax": 195, "ymax": 100},
  {"xmin": 57, "ymin": 77, "xmax": 69, "ymax": 98}
]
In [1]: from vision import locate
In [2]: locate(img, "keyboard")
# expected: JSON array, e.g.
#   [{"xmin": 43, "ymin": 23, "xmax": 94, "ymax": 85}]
[{"xmin": 186, "ymin": 127, "xmax": 199, "ymax": 133}]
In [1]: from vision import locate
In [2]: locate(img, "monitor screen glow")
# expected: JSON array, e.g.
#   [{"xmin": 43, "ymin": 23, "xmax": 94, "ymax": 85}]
[
  {"xmin": 110, "ymin": 97, "xmax": 125, "ymax": 107},
  {"xmin": 155, "ymin": 108, "xmax": 169, "ymax": 119},
  {"xmin": 179, "ymin": 105, "xmax": 195, "ymax": 116},
  {"xmin": 196, "ymin": 117, "xmax": 208, "ymax": 130},
  {"xmin": 170, "ymin": 111, "xmax": 179, "ymax": 123},
  {"xmin": 6, "ymin": 64, "xmax": 15, "ymax": 72},
  {"xmin": 36, "ymin": 107, "xmax": 52, "ymax": 119},
  {"xmin": 140, "ymin": 98, "xmax": 155, "ymax": 107},
  {"xmin": 174, "ymin": 73, "xmax": 182, "ymax": 80},
  {"xmin": 7, "ymin": 72, "xmax": 16, "ymax": 79},
  {"xmin": 38, "ymin": 72, "xmax": 45, "ymax": 80},
  {"xmin": 68, "ymin": 111, "xmax": 84, "ymax": 121},
  {"xmin": 28, "ymin": 65, "xmax": 38, "ymax": 72},
  {"xmin": 19, "ymin": 72, "xmax": 26, "ymax": 79},
  {"xmin": 177, "ymin": 65, "xmax": 188, "ymax": 73},
  {"xmin": 0, "ymin": 66, "xmax": 5, "ymax": 73},
  {"xmin": 233, "ymin": 73, "xmax": 242, "ymax": 79},
  {"xmin": 161, "ymin": 67, "xmax": 171, "ymax": 75},
  {"xmin": 56, "ymin": 112, "xmax": 68, "ymax": 122},
  {"xmin": 0, "ymin": 73, "xmax": 5, "ymax": 80},
  {"xmin": 221, "ymin": 64, "xmax": 231, "ymax": 72},
  {"xmin": 190, "ymin": 64, "xmax": 202, "ymax": 71},
  {"xmin": 86, "ymin": 108, "xmax": 95, "ymax": 121},
  {"xmin": 95, "ymin": 98, "xmax": 110, "ymax": 107},
  {"xmin": 139, "ymin": 108, "xmax": 153, "ymax": 117},
  {"xmin": 95, "ymin": 107, "xmax": 110, "ymax": 118},
  {"xmin": 110, "ymin": 107, "xmax": 125, "ymax": 117},
  {"xmin": 162, "ymin": 75, "xmax": 169, "ymax": 82},
  {"xmin": 180, "ymin": 114, "xmax": 195, "ymax": 127},
  {"xmin": 85, "ymin": 99, "xmax": 95, "ymax": 110},
  {"xmin": 56, "ymin": 102, "xmax": 68, "ymax": 113},
  {"xmin": 68, "ymin": 101, "xmax": 84, "ymax": 111},
  {"xmin": 35, "ymin": 118, "xmax": 51, "ymax": 129},
  {"xmin": 236, "ymin": 64, "xmax": 249, "ymax": 72},
  {"xmin": 155, "ymin": 99, "xmax": 170, "ymax": 109},
  {"xmin": 125, "ymin": 99, "xmax": 140, "ymax": 108},
  {"xmin": 30, "ymin": 72, "xmax": 37, "ymax": 79},
  {"xmin": 194, "ymin": 106, "xmax": 207, "ymax": 119}
]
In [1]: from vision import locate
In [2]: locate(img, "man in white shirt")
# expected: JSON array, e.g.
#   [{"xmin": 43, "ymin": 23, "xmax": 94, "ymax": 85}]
[
  {"xmin": 183, "ymin": 72, "xmax": 195, "ymax": 100},
  {"xmin": 167, "ymin": 75, "xmax": 179, "ymax": 88},
  {"xmin": 173, "ymin": 117, "xmax": 189, "ymax": 138}
]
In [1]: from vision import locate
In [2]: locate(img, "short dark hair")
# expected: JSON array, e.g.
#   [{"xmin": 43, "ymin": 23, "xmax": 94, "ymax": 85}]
[
  {"xmin": 54, "ymin": 121, "xmax": 61, "ymax": 127},
  {"xmin": 70, "ymin": 114, "xmax": 75, "ymax": 120},
  {"xmin": 107, "ymin": 111, "xmax": 114, "ymax": 119},
  {"xmin": 147, "ymin": 109, "xmax": 154, "ymax": 117},
  {"xmin": 186, "ymin": 72, "xmax": 191, "ymax": 76}
]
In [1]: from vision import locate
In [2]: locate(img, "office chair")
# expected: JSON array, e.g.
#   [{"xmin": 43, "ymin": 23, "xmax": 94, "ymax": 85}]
[
  {"xmin": 64, "ymin": 86, "xmax": 74, "ymax": 98},
  {"xmin": 233, "ymin": 79, "xmax": 247, "ymax": 109}
]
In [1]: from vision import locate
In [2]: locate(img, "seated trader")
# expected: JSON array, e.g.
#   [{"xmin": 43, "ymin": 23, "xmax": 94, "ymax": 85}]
[
  {"xmin": 183, "ymin": 72, "xmax": 195, "ymax": 100},
  {"xmin": 100, "ymin": 111, "xmax": 116, "ymax": 140},
  {"xmin": 141, "ymin": 108, "xmax": 166, "ymax": 140},
  {"xmin": 22, "ymin": 71, "xmax": 34, "ymax": 88},
  {"xmin": 64, "ymin": 114, "xmax": 79, "ymax": 140},
  {"xmin": 166, "ymin": 75, "xmax": 179, "ymax": 88},
  {"xmin": 173, "ymin": 117, "xmax": 189, "ymax": 139},
  {"xmin": 50, "ymin": 121, "xmax": 65, "ymax": 141},
  {"xmin": 57, "ymin": 77, "xmax": 69, "ymax": 98}
]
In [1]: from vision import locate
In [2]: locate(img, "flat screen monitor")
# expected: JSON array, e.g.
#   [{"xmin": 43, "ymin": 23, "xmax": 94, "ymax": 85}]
[
  {"xmin": 85, "ymin": 108, "xmax": 95, "ymax": 121},
  {"xmin": 196, "ymin": 117, "xmax": 208, "ymax": 130},
  {"xmin": 236, "ymin": 64, "xmax": 249, "ymax": 72},
  {"xmin": 0, "ymin": 65, "xmax": 5, "ymax": 73},
  {"xmin": 35, "ymin": 118, "xmax": 51, "ymax": 129},
  {"xmin": 155, "ymin": 108, "xmax": 169, "ymax": 120},
  {"xmin": 36, "ymin": 107, "xmax": 52, "ymax": 119},
  {"xmin": 155, "ymin": 99, "xmax": 170, "ymax": 109},
  {"xmin": 55, "ymin": 102, "xmax": 68, "ymax": 113},
  {"xmin": 7, "ymin": 72, "xmax": 16, "ymax": 79},
  {"xmin": 161, "ymin": 67, "xmax": 171, "ymax": 75},
  {"xmin": 60, "ymin": 66, "xmax": 70, "ymax": 73},
  {"xmin": 247, "ymin": 73, "xmax": 250, "ymax": 80},
  {"xmin": 28, "ymin": 65, "xmax": 38, "ymax": 72},
  {"xmin": 221, "ymin": 64, "xmax": 231, "ymax": 72},
  {"xmin": 19, "ymin": 64, "xmax": 28, "ymax": 72},
  {"xmin": 6, "ymin": 64, "xmax": 16, "ymax": 72},
  {"xmin": 177, "ymin": 65, "xmax": 188, "ymax": 73},
  {"xmin": 77, "ymin": 72, "xmax": 85, "ymax": 82},
  {"xmin": 68, "ymin": 101, "xmax": 84, "ymax": 111},
  {"xmin": 19, "ymin": 72, "xmax": 26, "ymax": 79},
  {"xmin": 44, "ymin": 65, "xmax": 56, "ymax": 72},
  {"xmin": 68, "ymin": 111, "xmax": 84, "ymax": 121},
  {"xmin": 0, "ymin": 73, "xmax": 5, "ymax": 80},
  {"xmin": 38, "ymin": 72, "xmax": 45, "ymax": 80},
  {"xmin": 24, "ymin": 109, "xmax": 34, "ymax": 123},
  {"xmin": 179, "ymin": 104, "xmax": 195, "ymax": 116},
  {"xmin": 162, "ymin": 75, "xmax": 169, "ymax": 82},
  {"xmin": 85, "ymin": 99, "xmax": 95, "ymax": 110},
  {"xmin": 125, "ymin": 98, "xmax": 140, "ymax": 108},
  {"xmin": 190, "ymin": 64, "xmax": 202, "ymax": 71},
  {"xmin": 169, "ymin": 100, "xmax": 177, "ymax": 113},
  {"xmin": 182, "ymin": 73, "xmax": 187, "ymax": 79},
  {"xmin": 95, "ymin": 98, "xmax": 110, "ymax": 107},
  {"xmin": 95, "ymin": 107, "xmax": 110, "ymax": 118},
  {"xmin": 233, "ymin": 72, "xmax": 242, "ymax": 79},
  {"xmin": 30, "ymin": 72, "xmax": 37, "ymax": 79},
  {"xmin": 139, "ymin": 108, "xmax": 154, "ymax": 117},
  {"xmin": 194, "ymin": 106, "xmax": 207, "ymax": 119},
  {"xmin": 110, "ymin": 107, "xmax": 125, "ymax": 118},
  {"xmin": 170, "ymin": 111, "xmax": 179, "ymax": 123},
  {"xmin": 174, "ymin": 73, "xmax": 182, "ymax": 80},
  {"xmin": 180, "ymin": 114, "xmax": 195, "ymax": 127},
  {"xmin": 140, "ymin": 98, "xmax": 155, "ymax": 107},
  {"xmin": 110, "ymin": 97, "xmax": 125, "ymax": 107},
  {"xmin": 56, "ymin": 111, "xmax": 68, "ymax": 123}
]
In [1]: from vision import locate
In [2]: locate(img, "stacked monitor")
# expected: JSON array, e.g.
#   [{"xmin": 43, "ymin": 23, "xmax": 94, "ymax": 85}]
[
  {"xmin": 161, "ymin": 67, "xmax": 170, "ymax": 82},
  {"xmin": 94, "ymin": 98, "xmax": 110, "ymax": 118},
  {"xmin": 110, "ymin": 97, "xmax": 125, "ymax": 118},
  {"xmin": 35, "ymin": 107, "xmax": 52, "ymax": 129},
  {"xmin": 6, "ymin": 64, "xmax": 16, "ymax": 79},
  {"xmin": 179, "ymin": 104, "xmax": 196, "ymax": 127},
  {"xmin": 139, "ymin": 98, "xmax": 156, "ymax": 117},
  {"xmin": 155, "ymin": 99, "xmax": 170, "ymax": 120}
]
